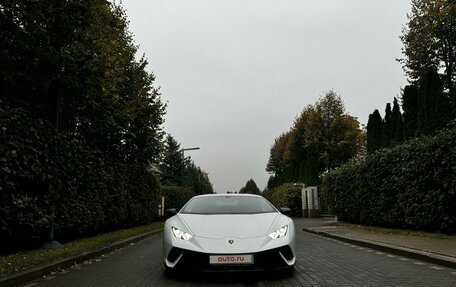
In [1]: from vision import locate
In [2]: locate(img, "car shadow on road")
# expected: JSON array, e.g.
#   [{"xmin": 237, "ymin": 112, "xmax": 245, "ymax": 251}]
[{"xmin": 165, "ymin": 269, "xmax": 294, "ymax": 284}]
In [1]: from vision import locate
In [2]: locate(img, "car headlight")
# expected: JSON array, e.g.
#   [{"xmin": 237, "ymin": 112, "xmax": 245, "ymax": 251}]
[
  {"xmin": 172, "ymin": 227, "xmax": 193, "ymax": 240},
  {"xmin": 268, "ymin": 225, "xmax": 288, "ymax": 239}
]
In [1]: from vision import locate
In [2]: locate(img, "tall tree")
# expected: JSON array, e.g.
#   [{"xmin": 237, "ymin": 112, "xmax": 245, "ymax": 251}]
[
  {"xmin": 391, "ymin": 98, "xmax": 404, "ymax": 142},
  {"xmin": 400, "ymin": 0, "xmax": 456, "ymax": 107},
  {"xmin": 0, "ymin": 1, "xmax": 165, "ymax": 165},
  {"xmin": 366, "ymin": 109, "xmax": 384, "ymax": 153},
  {"xmin": 306, "ymin": 91, "xmax": 363, "ymax": 172},
  {"xmin": 402, "ymin": 85, "xmax": 420, "ymax": 138},
  {"xmin": 159, "ymin": 135, "xmax": 185, "ymax": 186},
  {"xmin": 417, "ymin": 69, "xmax": 453, "ymax": 135},
  {"xmin": 184, "ymin": 161, "xmax": 213, "ymax": 194},
  {"xmin": 266, "ymin": 90, "xmax": 364, "ymax": 189},
  {"xmin": 0, "ymin": 0, "xmax": 166, "ymax": 248},
  {"xmin": 382, "ymin": 103, "xmax": 393, "ymax": 147},
  {"xmin": 239, "ymin": 179, "xmax": 261, "ymax": 194},
  {"xmin": 266, "ymin": 132, "xmax": 290, "ymax": 176}
]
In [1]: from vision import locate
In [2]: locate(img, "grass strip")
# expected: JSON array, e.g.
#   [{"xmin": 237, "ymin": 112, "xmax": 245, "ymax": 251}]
[
  {"xmin": 327, "ymin": 221, "xmax": 456, "ymax": 240},
  {"xmin": 0, "ymin": 222, "xmax": 163, "ymax": 278}
]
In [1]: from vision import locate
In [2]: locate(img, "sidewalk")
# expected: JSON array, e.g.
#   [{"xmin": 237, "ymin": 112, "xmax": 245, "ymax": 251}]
[{"xmin": 297, "ymin": 217, "xmax": 456, "ymax": 269}]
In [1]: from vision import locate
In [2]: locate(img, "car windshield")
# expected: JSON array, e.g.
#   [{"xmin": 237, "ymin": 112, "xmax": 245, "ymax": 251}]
[{"xmin": 180, "ymin": 196, "xmax": 277, "ymax": 214}]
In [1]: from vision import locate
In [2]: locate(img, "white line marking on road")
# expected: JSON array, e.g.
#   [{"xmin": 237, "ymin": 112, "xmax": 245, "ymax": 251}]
[
  {"xmin": 387, "ymin": 254, "xmax": 396, "ymax": 258},
  {"xmin": 23, "ymin": 283, "xmax": 39, "ymax": 287},
  {"xmin": 366, "ymin": 249, "xmax": 373, "ymax": 252},
  {"xmin": 413, "ymin": 261, "xmax": 425, "ymax": 265},
  {"xmin": 376, "ymin": 252, "xmax": 384, "ymax": 255},
  {"xmin": 451, "ymin": 271, "xmax": 456, "ymax": 275},
  {"xmin": 398, "ymin": 257, "xmax": 409, "ymax": 261},
  {"xmin": 431, "ymin": 266, "xmax": 444, "ymax": 270},
  {"xmin": 43, "ymin": 276, "xmax": 56, "ymax": 280}
]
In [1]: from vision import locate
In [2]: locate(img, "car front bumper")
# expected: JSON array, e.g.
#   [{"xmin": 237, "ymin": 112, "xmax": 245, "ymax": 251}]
[{"xmin": 164, "ymin": 245, "xmax": 295, "ymax": 272}]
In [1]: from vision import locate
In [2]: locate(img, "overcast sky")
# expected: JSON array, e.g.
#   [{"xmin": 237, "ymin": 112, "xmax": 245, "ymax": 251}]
[{"xmin": 121, "ymin": 0, "xmax": 411, "ymax": 193}]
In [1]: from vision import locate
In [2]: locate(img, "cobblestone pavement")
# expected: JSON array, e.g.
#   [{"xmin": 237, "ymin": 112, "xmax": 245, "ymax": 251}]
[{"xmin": 25, "ymin": 219, "xmax": 456, "ymax": 287}]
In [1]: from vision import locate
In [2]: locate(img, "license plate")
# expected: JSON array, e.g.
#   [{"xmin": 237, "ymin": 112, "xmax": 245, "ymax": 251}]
[{"xmin": 209, "ymin": 254, "xmax": 254, "ymax": 265}]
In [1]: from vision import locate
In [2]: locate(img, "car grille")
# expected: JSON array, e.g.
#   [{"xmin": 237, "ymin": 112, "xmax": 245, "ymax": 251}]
[{"xmin": 167, "ymin": 245, "xmax": 294, "ymax": 272}]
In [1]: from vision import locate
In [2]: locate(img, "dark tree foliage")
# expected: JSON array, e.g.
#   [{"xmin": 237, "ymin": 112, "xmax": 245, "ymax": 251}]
[
  {"xmin": 402, "ymin": 85, "xmax": 420, "ymax": 138},
  {"xmin": 367, "ymin": 99, "xmax": 404, "ymax": 152},
  {"xmin": 366, "ymin": 109, "xmax": 383, "ymax": 153},
  {"xmin": 159, "ymin": 134, "xmax": 213, "ymax": 194},
  {"xmin": 368, "ymin": 72, "xmax": 454, "ymax": 151},
  {"xmin": 324, "ymin": 126, "xmax": 456, "ymax": 234},
  {"xmin": 265, "ymin": 183, "xmax": 302, "ymax": 217},
  {"xmin": 239, "ymin": 179, "xmax": 261, "ymax": 194},
  {"xmin": 367, "ymin": 0, "xmax": 456, "ymax": 151},
  {"xmin": 400, "ymin": 0, "xmax": 456, "ymax": 107},
  {"xmin": 184, "ymin": 161, "xmax": 213, "ymax": 195},
  {"xmin": 0, "ymin": 1, "xmax": 165, "ymax": 163},
  {"xmin": 0, "ymin": 103, "xmax": 162, "ymax": 251},
  {"xmin": 266, "ymin": 132, "xmax": 289, "ymax": 176},
  {"xmin": 159, "ymin": 135, "xmax": 186, "ymax": 186},
  {"xmin": 391, "ymin": 98, "xmax": 404, "ymax": 142},
  {"xmin": 266, "ymin": 91, "xmax": 364, "ymax": 189},
  {"xmin": 382, "ymin": 103, "xmax": 393, "ymax": 147},
  {"xmin": 309, "ymin": 92, "xmax": 361, "ymax": 172},
  {"xmin": 417, "ymin": 69, "xmax": 453, "ymax": 135},
  {"xmin": 0, "ymin": 1, "xmax": 165, "ymax": 250},
  {"xmin": 162, "ymin": 186, "xmax": 195, "ymax": 210}
]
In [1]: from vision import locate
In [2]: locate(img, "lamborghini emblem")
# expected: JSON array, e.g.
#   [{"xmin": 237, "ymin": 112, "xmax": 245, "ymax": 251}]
[{"xmin": 228, "ymin": 240, "xmax": 234, "ymax": 244}]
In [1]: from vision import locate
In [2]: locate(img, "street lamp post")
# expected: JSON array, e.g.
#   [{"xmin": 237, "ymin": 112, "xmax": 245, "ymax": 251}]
[
  {"xmin": 182, "ymin": 147, "xmax": 200, "ymax": 152},
  {"xmin": 180, "ymin": 147, "xmax": 200, "ymax": 185},
  {"xmin": 181, "ymin": 147, "xmax": 200, "ymax": 163}
]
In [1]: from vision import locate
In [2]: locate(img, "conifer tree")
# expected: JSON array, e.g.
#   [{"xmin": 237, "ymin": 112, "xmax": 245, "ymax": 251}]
[
  {"xmin": 239, "ymin": 179, "xmax": 261, "ymax": 194},
  {"xmin": 366, "ymin": 109, "xmax": 383, "ymax": 153},
  {"xmin": 402, "ymin": 85, "xmax": 420, "ymax": 138},
  {"xmin": 160, "ymin": 135, "xmax": 185, "ymax": 186},
  {"xmin": 184, "ymin": 161, "xmax": 213, "ymax": 194},
  {"xmin": 400, "ymin": 0, "xmax": 456, "ymax": 107},
  {"xmin": 382, "ymin": 103, "xmax": 393, "ymax": 147},
  {"xmin": 391, "ymin": 98, "xmax": 404, "ymax": 142},
  {"xmin": 417, "ymin": 69, "xmax": 452, "ymax": 135}
]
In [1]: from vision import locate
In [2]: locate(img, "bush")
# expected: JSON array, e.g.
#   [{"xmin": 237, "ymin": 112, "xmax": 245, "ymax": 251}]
[
  {"xmin": 265, "ymin": 183, "xmax": 302, "ymax": 217},
  {"xmin": 323, "ymin": 127, "xmax": 456, "ymax": 234},
  {"xmin": 161, "ymin": 186, "xmax": 196, "ymax": 210},
  {"xmin": 0, "ymin": 106, "xmax": 161, "ymax": 252}
]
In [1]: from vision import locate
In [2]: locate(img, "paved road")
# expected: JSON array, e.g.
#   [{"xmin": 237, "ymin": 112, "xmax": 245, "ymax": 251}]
[{"xmin": 25, "ymin": 218, "xmax": 456, "ymax": 287}]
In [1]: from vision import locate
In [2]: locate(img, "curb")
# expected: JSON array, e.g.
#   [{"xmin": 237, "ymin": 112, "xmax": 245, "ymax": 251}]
[
  {"xmin": 0, "ymin": 229, "xmax": 163, "ymax": 287},
  {"xmin": 303, "ymin": 228, "xmax": 456, "ymax": 270}
]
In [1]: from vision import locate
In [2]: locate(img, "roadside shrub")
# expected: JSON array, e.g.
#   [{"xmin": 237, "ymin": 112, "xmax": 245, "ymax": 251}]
[
  {"xmin": 0, "ymin": 106, "xmax": 161, "ymax": 252},
  {"xmin": 261, "ymin": 188, "xmax": 274, "ymax": 202},
  {"xmin": 161, "ymin": 186, "xmax": 196, "ymax": 210},
  {"xmin": 323, "ymin": 127, "xmax": 456, "ymax": 234},
  {"xmin": 267, "ymin": 183, "xmax": 302, "ymax": 217}
]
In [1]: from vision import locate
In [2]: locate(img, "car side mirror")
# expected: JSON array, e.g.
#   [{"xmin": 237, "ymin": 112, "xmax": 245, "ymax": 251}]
[
  {"xmin": 165, "ymin": 208, "xmax": 179, "ymax": 219},
  {"xmin": 279, "ymin": 207, "xmax": 292, "ymax": 215}
]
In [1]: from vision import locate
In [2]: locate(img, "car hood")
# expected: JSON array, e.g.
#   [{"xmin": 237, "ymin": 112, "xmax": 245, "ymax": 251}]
[{"xmin": 179, "ymin": 213, "xmax": 279, "ymax": 239}]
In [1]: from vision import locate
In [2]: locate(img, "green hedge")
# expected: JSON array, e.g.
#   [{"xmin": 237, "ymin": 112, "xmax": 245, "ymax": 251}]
[
  {"xmin": 323, "ymin": 127, "xmax": 456, "ymax": 234},
  {"xmin": 162, "ymin": 186, "xmax": 196, "ymax": 210},
  {"xmin": 0, "ymin": 107, "xmax": 160, "ymax": 252},
  {"xmin": 264, "ymin": 183, "xmax": 302, "ymax": 217}
]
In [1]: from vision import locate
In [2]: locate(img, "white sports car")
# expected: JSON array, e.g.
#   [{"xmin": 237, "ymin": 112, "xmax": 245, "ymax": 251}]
[{"xmin": 163, "ymin": 194, "xmax": 296, "ymax": 273}]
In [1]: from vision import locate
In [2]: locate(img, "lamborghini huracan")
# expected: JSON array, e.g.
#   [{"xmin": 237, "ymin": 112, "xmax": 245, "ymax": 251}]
[{"xmin": 163, "ymin": 194, "xmax": 296, "ymax": 273}]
